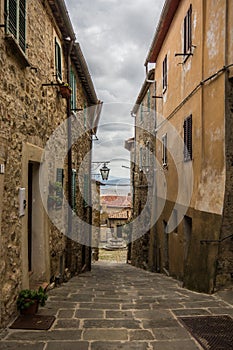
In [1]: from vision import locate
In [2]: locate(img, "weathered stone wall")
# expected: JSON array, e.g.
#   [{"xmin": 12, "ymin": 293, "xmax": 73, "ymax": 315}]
[
  {"xmin": 0, "ymin": 0, "xmax": 94, "ymax": 328},
  {"xmin": 215, "ymin": 75, "xmax": 233, "ymax": 289},
  {"xmin": 131, "ymin": 80, "xmax": 155, "ymax": 269}
]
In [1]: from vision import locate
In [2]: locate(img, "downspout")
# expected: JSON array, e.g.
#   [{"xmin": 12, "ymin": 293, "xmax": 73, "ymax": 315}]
[
  {"xmin": 88, "ymin": 107, "xmax": 94, "ymax": 271},
  {"xmin": 66, "ymin": 38, "xmax": 74, "ymax": 271},
  {"xmin": 214, "ymin": 0, "xmax": 229, "ymax": 292}
]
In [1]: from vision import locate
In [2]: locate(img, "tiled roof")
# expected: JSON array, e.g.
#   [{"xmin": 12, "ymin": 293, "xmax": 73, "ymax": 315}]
[{"xmin": 101, "ymin": 195, "xmax": 132, "ymax": 208}]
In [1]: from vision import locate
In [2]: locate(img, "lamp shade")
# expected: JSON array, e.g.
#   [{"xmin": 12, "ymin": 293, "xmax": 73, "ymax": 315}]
[{"xmin": 100, "ymin": 163, "xmax": 110, "ymax": 180}]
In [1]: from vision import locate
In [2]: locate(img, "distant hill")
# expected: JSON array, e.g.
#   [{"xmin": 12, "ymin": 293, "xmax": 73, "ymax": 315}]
[
  {"xmin": 101, "ymin": 176, "xmax": 130, "ymax": 186},
  {"xmin": 100, "ymin": 176, "xmax": 131, "ymax": 195}
]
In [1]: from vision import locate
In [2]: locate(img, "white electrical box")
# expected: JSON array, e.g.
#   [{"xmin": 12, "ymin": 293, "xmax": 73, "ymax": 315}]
[
  {"xmin": 0, "ymin": 164, "xmax": 5, "ymax": 174},
  {"xmin": 19, "ymin": 188, "xmax": 26, "ymax": 217}
]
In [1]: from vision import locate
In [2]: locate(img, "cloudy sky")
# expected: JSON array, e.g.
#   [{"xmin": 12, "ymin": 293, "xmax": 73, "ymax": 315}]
[{"xmin": 65, "ymin": 0, "xmax": 165, "ymax": 179}]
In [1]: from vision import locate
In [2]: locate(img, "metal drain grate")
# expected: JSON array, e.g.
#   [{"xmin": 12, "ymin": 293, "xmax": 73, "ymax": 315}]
[
  {"xmin": 10, "ymin": 314, "xmax": 55, "ymax": 330},
  {"xmin": 179, "ymin": 315, "xmax": 233, "ymax": 350}
]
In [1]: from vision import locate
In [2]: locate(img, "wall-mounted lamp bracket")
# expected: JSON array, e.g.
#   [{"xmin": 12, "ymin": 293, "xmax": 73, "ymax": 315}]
[
  {"xmin": 71, "ymin": 108, "xmax": 83, "ymax": 111},
  {"xmin": 42, "ymin": 82, "xmax": 61, "ymax": 87},
  {"xmin": 175, "ymin": 53, "xmax": 193, "ymax": 57}
]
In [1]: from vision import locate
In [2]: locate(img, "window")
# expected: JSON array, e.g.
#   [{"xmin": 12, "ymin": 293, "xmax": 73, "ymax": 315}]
[
  {"xmin": 83, "ymin": 174, "xmax": 89, "ymax": 208},
  {"xmin": 147, "ymin": 89, "xmax": 150, "ymax": 111},
  {"xmin": 162, "ymin": 133, "xmax": 167, "ymax": 166},
  {"xmin": 71, "ymin": 169, "xmax": 76, "ymax": 210},
  {"xmin": 140, "ymin": 102, "xmax": 143, "ymax": 122},
  {"xmin": 5, "ymin": 0, "xmax": 26, "ymax": 52},
  {"xmin": 83, "ymin": 102, "xmax": 87, "ymax": 129},
  {"xmin": 184, "ymin": 115, "xmax": 192, "ymax": 161},
  {"xmin": 184, "ymin": 5, "xmax": 192, "ymax": 54},
  {"xmin": 55, "ymin": 38, "xmax": 62, "ymax": 81},
  {"xmin": 70, "ymin": 69, "xmax": 77, "ymax": 111},
  {"xmin": 173, "ymin": 209, "xmax": 178, "ymax": 233},
  {"xmin": 162, "ymin": 55, "xmax": 167, "ymax": 92},
  {"xmin": 56, "ymin": 168, "xmax": 64, "ymax": 209},
  {"xmin": 139, "ymin": 146, "xmax": 143, "ymax": 169},
  {"xmin": 146, "ymin": 141, "xmax": 150, "ymax": 167}
]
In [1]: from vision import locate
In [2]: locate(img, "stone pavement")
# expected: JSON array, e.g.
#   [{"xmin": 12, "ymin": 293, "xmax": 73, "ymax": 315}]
[{"xmin": 1, "ymin": 261, "xmax": 233, "ymax": 350}]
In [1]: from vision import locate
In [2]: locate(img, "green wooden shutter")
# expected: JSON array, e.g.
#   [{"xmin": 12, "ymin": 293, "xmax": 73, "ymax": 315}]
[
  {"xmin": 19, "ymin": 0, "xmax": 26, "ymax": 51},
  {"xmin": 139, "ymin": 147, "xmax": 143, "ymax": 169},
  {"xmin": 84, "ymin": 102, "xmax": 87, "ymax": 129},
  {"xmin": 56, "ymin": 168, "xmax": 64, "ymax": 208},
  {"xmin": 147, "ymin": 89, "xmax": 150, "ymax": 111},
  {"xmin": 55, "ymin": 38, "xmax": 62, "ymax": 81},
  {"xmin": 83, "ymin": 174, "xmax": 89, "ymax": 207},
  {"xmin": 140, "ymin": 103, "xmax": 143, "ymax": 122},
  {"xmin": 70, "ymin": 69, "xmax": 77, "ymax": 111},
  {"xmin": 71, "ymin": 169, "xmax": 76, "ymax": 210},
  {"xmin": 5, "ymin": 0, "xmax": 26, "ymax": 52}
]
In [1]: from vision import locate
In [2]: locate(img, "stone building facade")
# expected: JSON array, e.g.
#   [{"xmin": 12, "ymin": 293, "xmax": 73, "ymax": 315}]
[
  {"xmin": 131, "ymin": 0, "xmax": 233, "ymax": 293},
  {"xmin": 129, "ymin": 69, "xmax": 156, "ymax": 269},
  {"xmin": 0, "ymin": 0, "xmax": 100, "ymax": 328}
]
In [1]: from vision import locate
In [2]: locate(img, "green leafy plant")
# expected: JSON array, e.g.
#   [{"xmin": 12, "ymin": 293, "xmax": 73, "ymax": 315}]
[{"xmin": 17, "ymin": 287, "xmax": 48, "ymax": 311}]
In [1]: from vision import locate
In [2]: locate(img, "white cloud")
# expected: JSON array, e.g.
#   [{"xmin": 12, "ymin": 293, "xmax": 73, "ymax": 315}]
[{"xmin": 65, "ymin": 0, "xmax": 165, "ymax": 177}]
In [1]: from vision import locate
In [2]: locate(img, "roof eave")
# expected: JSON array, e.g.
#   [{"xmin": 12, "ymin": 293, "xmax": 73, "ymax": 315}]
[
  {"xmin": 145, "ymin": 0, "xmax": 180, "ymax": 65},
  {"xmin": 47, "ymin": 0, "xmax": 76, "ymax": 41},
  {"xmin": 71, "ymin": 43, "xmax": 98, "ymax": 105},
  {"xmin": 132, "ymin": 69, "xmax": 155, "ymax": 114}
]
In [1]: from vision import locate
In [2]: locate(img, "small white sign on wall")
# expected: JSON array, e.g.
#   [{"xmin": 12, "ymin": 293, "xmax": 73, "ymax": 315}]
[{"xmin": 19, "ymin": 188, "xmax": 26, "ymax": 217}]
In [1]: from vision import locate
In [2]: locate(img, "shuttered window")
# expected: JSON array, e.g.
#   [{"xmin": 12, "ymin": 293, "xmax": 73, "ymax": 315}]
[
  {"xmin": 84, "ymin": 102, "xmax": 87, "ymax": 129},
  {"xmin": 5, "ymin": 0, "xmax": 26, "ymax": 52},
  {"xmin": 147, "ymin": 89, "xmax": 150, "ymax": 111},
  {"xmin": 56, "ymin": 168, "xmax": 64, "ymax": 209},
  {"xmin": 55, "ymin": 38, "xmax": 62, "ymax": 81},
  {"xmin": 162, "ymin": 55, "xmax": 167, "ymax": 91},
  {"xmin": 139, "ymin": 146, "xmax": 143, "ymax": 169},
  {"xmin": 162, "ymin": 133, "xmax": 168, "ymax": 166},
  {"xmin": 184, "ymin": 5, "xmax": 192, "ymax": 54},
  {"xmin": 184, "ymin": 115, "xmax": 192, "ymax": 161},
  {"xmin": 83, "ymin": 174, "xmax": 89, "ymax": 208},
  {"xmin": 146, "ymin": 142, "xmax": 150, "ymax": 167},
  {"xmin": 71, "ymin": 169, "xmax": 76, "ymax": 210},
  {"xmin": 140, "ymin": 103, "xmax": 143, "ymax": 122},
  {"xmin": 70, "ymin": 69, "xmax": 77, "ymax": 111}
]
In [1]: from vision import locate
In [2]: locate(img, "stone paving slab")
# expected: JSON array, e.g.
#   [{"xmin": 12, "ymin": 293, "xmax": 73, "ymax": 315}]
[
  {"xmin": 0, "ymin": 343, "xmax": 45, "ymax": 350},
  {"xmin": 1, "ymin": 261, "xmax": 233, "ymax": 350},
  {"xmin": 83, "ymin": 329, "xmax": 128, "ymax": 341},
  {"xmin": 91, "ymin": 342, "xmax": 149, "ymax": 350},
  {"xmin": 46, "ymin": 341, "xmax": 89, "ymax": 350},
  {"xmin": 151, "ymin": 340, "xmax": 200, "ymax": 349}
]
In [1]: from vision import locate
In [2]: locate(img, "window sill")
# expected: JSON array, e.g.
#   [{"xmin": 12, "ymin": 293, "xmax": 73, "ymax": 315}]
[{"xmin": 5, "ymin": 34, "xmax": 30, "ymax": 67}]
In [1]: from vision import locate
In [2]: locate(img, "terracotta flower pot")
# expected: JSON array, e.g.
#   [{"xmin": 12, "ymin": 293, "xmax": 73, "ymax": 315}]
[
  {"xmin": 21, "ymin": 300, "xmax": 39, "ymax": 315},
  {"xmin": 59, "ymin": 85, "xmax": 71, "ymax": 99}
]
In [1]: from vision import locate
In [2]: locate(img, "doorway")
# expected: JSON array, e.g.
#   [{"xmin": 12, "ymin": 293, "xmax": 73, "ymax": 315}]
[
  {"xmin": 163, "ymin": 220, "xmax": 169, "ymax": 271},
  {"xmin": 27, "ymin": 161, "xmax": 49, "ymax": 287},
  {"xmin": 184, "ymin": 215, "xmax": 192, "ymax": 263}
]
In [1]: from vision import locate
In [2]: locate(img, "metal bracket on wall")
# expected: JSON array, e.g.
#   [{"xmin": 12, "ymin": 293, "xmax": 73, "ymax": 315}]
[{"xmin": 200, "ymin": 234, "xmax": 233, "ymax": 245}]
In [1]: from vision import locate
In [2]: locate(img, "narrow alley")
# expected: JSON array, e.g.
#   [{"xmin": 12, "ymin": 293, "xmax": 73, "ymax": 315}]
[{"xmin": 1, "ymin": 261, "xmax": 233, "ymax": 350}]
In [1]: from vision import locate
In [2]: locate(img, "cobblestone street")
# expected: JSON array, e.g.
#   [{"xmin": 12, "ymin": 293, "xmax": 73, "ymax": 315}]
[{"xmin": 1, "ymin": 261, "xmax": 233, "ymax": 350}]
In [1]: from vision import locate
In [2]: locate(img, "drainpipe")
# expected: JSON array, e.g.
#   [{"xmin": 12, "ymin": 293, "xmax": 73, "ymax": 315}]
[{"xmin": 65, "ymin": 38, "xmax": 74, "ymax": 271}]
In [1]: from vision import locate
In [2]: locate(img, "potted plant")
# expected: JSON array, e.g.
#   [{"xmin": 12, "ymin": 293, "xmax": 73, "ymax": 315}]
[
  {"xmin": 17, "ymin": 287, "xmax": 48, "ymax": 315},
  {"xmin": 59, "ymin": 83, "xmax": 72, "ymax": 98}
]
